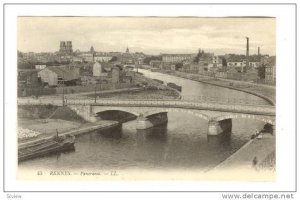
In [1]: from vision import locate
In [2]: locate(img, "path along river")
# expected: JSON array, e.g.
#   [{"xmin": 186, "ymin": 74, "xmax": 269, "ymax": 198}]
[{"xmin": 19, "ymin": 69, "xmax": 271, "ymax": 171}]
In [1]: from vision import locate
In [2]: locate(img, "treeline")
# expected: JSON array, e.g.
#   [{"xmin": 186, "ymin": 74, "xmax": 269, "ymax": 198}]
[
  {"xmin": 143, "ymin": 56, "xmax": 162, "ymax": 64},
  {"xmin": 18, "ymin": 60, "xmax": 71, "ymax": 69}
]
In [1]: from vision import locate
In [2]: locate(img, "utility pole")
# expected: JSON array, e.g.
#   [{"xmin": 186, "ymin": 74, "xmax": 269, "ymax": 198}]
[
  {"xmin": 94, "ymin": 84, "xmax": 97, "ymax": 103},
  {"xmin": 62, "ymin": 75, "xmax": 65, "ymax": 106}
]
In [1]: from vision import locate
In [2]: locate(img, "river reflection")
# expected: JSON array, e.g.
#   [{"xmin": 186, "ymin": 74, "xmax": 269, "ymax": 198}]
[{"xmin": 18, "ymin": 112, "xmax": 265, "ymax": 170}]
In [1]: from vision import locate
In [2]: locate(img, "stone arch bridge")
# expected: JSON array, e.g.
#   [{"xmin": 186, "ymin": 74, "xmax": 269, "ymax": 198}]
[
  {"xmin": 65, "ymin": 99, "xmax": 275, "ymax": 136},
  {"xmin": 17, "ymin": 98, "xmax": 275, "ymax": 135}
]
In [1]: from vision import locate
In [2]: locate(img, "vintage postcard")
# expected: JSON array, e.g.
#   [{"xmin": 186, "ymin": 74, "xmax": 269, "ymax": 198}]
[
  {"xmin": 16, "ymin": 16, "xmax": 277, "ymax": 182},
  {"xmin": 2, "ymin": 1, "xmax": 298, "ymax": 197}
]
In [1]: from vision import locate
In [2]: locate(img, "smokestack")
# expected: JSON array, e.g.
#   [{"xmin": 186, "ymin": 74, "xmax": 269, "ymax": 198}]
[
  {"xmin": 258, "ymin": 47, "xmax": 260, "ymax": 56},
  {"xmin": 245, "ymin": 37, "xmax": 249, "ymax": 72}
]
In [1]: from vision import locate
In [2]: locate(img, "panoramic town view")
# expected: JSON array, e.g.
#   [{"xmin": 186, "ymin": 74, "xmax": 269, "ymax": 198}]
[{"xmin": 17, "ymin": 17, "xmax": 276, "ymax": 180}]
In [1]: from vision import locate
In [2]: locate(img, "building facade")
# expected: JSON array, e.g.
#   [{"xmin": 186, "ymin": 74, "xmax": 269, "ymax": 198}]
[
  {"xmin": 38, "ymin": 66, "xmax": 80, "ymax": 86},
  {"xmin": 78, "ymin": 53, "xmax": 94, "ymax": 62},
  {"xmin": 93, "ymin": 62, "xmax": 108, "ymax": 77},
  {"xmin": 111, "ymin": 67, "xmax": 120, "ymax": 83},
  {"xmin": 149, "ymin": 60, "xmax": 162, "ymax": 68},
  {"xmin": 59, "ymin": 41, "xmax": 73, "ymax": 54},
  {"xmin": 35, "ymin": 65, "xmax": 47, "ymax": 70},
  {"xmin": 161, "ymin": 54, "xmax": 194, "ymax": 63},
  {"xmin": 94, "ymin": 55, "xmax": 112, "ymax": 62},
  {"xmin": 265, "ymin": 56, "xmax": 276, "ymax": 83}
]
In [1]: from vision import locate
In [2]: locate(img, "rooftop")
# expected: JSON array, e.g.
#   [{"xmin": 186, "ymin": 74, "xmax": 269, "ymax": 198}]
[{"xmin": 45, "ymin": 66, "xmax": 80, "ymax": 81}]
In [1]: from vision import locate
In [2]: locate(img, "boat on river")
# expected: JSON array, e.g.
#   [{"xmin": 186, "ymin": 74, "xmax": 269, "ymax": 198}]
[
  {"xmin": 167, "ymin": 82, "xmax": 182, "ymax": 92},
  {"xmin": 152, "ymin": 79, "xmax": 164, "ymax": 84},
  {"xmin": 18, "ymin": 134, "xmax": 75, "ymax": 162},
  {"xmin": 150, "ymin": 68, "xmax": 160, "ymax": 72}
]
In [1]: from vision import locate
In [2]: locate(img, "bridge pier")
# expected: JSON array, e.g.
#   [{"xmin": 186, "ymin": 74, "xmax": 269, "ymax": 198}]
[
  {"xmin": 68, "ymin": 105, "xmax": 98, "ymax": 122},
  {"xmin": 262, "ymin": 123, "xmax": 276, "ymax": 135},
  {"xmin": 207, "ymin": 119, "xmax": 232, "ymax": 136},
  {"xmin": 136, "ymin": 112, "xmax": 168, "ymax": 130}
]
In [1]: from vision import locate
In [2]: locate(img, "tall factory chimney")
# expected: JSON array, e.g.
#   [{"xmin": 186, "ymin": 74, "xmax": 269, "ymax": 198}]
[
  {"xmin": 245, "ymin": 37, "xmax": 249, "ymax": 72},
  {"xmin": 258, "ymin": 47, "xmax": 261, "ymax": 62}
]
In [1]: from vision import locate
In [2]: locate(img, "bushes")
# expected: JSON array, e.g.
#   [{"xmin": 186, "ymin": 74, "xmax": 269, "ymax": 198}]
[
  {"xmin": 51, "ymin": 107, "xmax": 87, "ymax": 123},
  {"xmin": 18, "ymin": 105, "xmax": 56, "ymax": 119},
  {"xmin": 18, "ymin": 105, "xmax": 87, "ymax": 123},
  {"xmin": 145, "ymin": 86, "xmax": 158, "ymax": 90}
]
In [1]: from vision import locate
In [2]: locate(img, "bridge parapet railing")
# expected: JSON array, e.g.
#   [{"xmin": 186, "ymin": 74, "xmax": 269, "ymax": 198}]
[
  {"xmin": 50, "ymin": 94, "xmax": 271, "ymax": 106},
  {"xmin": 17, "ymin": 98, "xmax": 275, "ymax": 116},
  {"xmin": 78, "ymin": 95, "xmax": 269, "ymax": 106},
  {"xmin": 64, "ymin": 97, "xmax": 271, "ymax": 108},
  {"xmin": 179, "ymin": 95, "xmax": 268, "ymax": 106},
  {"xmin": 18, "ymin": 96, "xmax": 275, "ymax": 108}
]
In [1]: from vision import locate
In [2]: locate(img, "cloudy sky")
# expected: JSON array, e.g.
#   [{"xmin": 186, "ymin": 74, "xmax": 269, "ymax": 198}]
[{"xmin": 18, "ymin": 17, "xmax": 275, "ymax": 55}]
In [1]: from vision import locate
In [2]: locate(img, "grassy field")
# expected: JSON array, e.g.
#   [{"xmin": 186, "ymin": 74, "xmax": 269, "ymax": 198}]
[
  {"xmin": 86, "ymin": 88, "xmax": 180, "ymax": 100},
  {"xmin": 18, "ymin": 105, "xmax": 87, "ymax": 124},
  {"xmin": 18, "ymin": 105, "xmax": 88, "ymax": 142}
]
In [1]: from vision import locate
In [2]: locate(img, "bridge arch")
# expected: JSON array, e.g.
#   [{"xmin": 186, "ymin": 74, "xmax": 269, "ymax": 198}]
[
  {"xmin": 143, "ymin": 108, "xmax": 210, "ymax": 121},
  {"xmin": 95, "ymin": 109, "xmax": 140, "ymax": 117},
  {"xmin": 91, "ymin": 106, "xmax": 211, "ymax": 122},
  {"xmin": 95, "ymin": 110, "xmax": 139, "ymax": 122},
  {"xmin": 213, "ymin": 114, "xmax": 275, "ymax": 125}
]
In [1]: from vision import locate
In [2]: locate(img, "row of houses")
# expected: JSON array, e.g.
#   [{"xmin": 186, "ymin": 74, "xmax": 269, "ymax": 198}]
[
  {"xmin": 75, "ymin": 52, "xmax": 113, "ymax": 63},
  {"xmin": 161, "ymin": 54, "xmax": 195, "ymax": 63},
  {"xmin": 148, "ymin": 51, "xmax": 275, "ymax": 83},
  {"xmin": 18, "ymin": 62, "xmax": 133, "ymax": 88},
  {"xmin": 74, "ymin": 47, "xmax": 146, "ymax": 65},
  {"xmin": 91, "ymin": 62, "xmax": 132, "ymax": 85},
  {"xmin": 37, "ymin": 66, "xmax": 80, "ymax": 86}
]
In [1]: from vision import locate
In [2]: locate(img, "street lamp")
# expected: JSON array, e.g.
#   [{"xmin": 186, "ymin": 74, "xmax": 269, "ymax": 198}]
[
  {"xmin": 62, "ymin": 75, "xmax": 65, "ymax": 106},
  {"xmin": 94, "ymin": 83, "xmax": 97, "ymax": 103}
]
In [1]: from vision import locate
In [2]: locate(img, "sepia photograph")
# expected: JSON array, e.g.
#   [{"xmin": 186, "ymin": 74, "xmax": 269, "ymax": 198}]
[
  {"xmin": 16, "ymin": 16, "xmax": 277, "ymax": 181},
  {"xmin": 2, "ymin": 1, "xmax": 298, "ymax": 198}
]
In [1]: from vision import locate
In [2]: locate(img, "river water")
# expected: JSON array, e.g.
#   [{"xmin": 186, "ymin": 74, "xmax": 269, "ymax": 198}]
[{"xmin": 19, "ymin": 70, "xmax": 270, "ymax": 171}]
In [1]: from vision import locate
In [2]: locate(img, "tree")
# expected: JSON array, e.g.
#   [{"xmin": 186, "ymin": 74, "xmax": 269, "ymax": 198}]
[
  {"xmin": 17, "ymin": 51, "xmax": 23, "ymax": 58},
  {"xmin": 257, "ymin": 64, "xmax": 266, "ymax": 79},
  {"xmin": 18, "ymin": 60, "xmax": 36, "ymax": 69},
  {"xmin": 222, "ymin": 58, "xmax": 227, "ymax": 67},
  {"xmin": 143, "ymin": 56, "xmax": 162, "ymax": 65},
  {"xmin": 175, "ymin": 62, "xmax": 183, "ymax": 70},
  {"xmin": 109, "ymin": 56, "xmax": 118, "ymax": 62},
  {"xmin": 193, "ymin": 50, "xmax": 201, "ymax": 63}
]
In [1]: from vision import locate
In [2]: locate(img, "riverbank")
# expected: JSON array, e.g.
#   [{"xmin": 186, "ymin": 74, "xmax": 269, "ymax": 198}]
[
  {"xmin": 18, "ymin": 104, "xmax": 87, "ymax": 124},
  {"xmin": 24, "ymin": 86, "xmax": 180, "ymax": 101},
  {"xmin": 18, "ymin": 119, "xmax": 119, "ymax": 146},
  {"xmin": 86, "ymin": 88, "xmax": 180, "ymax": 100},
  {"xmin": 209, "ymin": 133, "xmax": 275, "ymax": 177},
  {"xmin": 18, "ymin": 104, "xmax": 120, "ymax": 144},
  {"xmin": 129, "ymin": 71, "xmax": 182, "ymax": 97},
  {"xmin": 156, "ymin": 70, "xmax": 275, "ymax": 105},
  {"xmin": 81, "ymin": 71, "xmax": 180, "ymax": 100}
]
